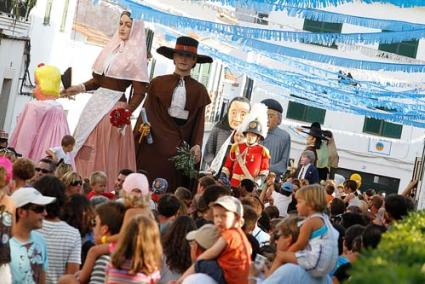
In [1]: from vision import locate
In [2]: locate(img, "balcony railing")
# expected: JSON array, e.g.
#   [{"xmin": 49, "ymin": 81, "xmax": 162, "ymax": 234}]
[{"xmin": 0, "ymin": 0, "xmax": 37, "ymax": 20}]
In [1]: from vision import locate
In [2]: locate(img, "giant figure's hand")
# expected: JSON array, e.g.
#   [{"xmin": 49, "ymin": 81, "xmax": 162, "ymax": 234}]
[
  {"xmin": 190, "ymin": 144, "xmax": 201, "ymax": 164},
  {"xmin": 61, "ymin": 84, "xmax": 84, "ymax": 98}
]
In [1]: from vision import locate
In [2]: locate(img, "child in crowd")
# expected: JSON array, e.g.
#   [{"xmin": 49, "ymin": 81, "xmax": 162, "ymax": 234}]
[
  {"xmin": 46, "ymin": 135, "xmax": 75, "ymax": 165},
  {"xmin": 271, "ymin": 182, "xmax": 293, "ymax": 217},
  {"xmin": 324, "ymin": 181, "xmax": 335, "ymax": 204},
  {"xmin": 175, "ymin": 186, "xmax": 192, "ymax": 215},
  {"xmin": 178, "ymin": 195, "xmax": 251, "ymax": 284},
  {"xmin": 151, "ymin": 177, "xmax": 168, "ymax": 205},
  {"xmin": 87, "ymin": 171, "xmax": 114, "ymax": 200},
  {"xmin": 190, "ymin": 175, "xmax": 216, "ymax": 215},
  {"xmin": 269, "ymin": 185, "xmax": 339, "ymax": 277},
  {"xmin": 105, "ymin": 215, "xmax": 162, "ymax": 284}
]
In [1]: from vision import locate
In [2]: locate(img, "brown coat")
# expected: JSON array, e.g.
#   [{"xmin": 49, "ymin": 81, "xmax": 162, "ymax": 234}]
[{"xmin": 134, "ymin": 73, "xmax": 211, "ymax": 191}]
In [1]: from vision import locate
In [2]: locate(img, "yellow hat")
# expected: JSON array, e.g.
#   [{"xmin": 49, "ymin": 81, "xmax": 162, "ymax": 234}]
[{"xmin": 350, "ymin": 173, "xmax": 362, "ymax": 189}]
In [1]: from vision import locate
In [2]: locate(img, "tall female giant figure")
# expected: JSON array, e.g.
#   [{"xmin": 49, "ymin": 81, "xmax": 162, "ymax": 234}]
[{"xmin": 63, "ymin": 12, "xmax": 149, "ymax": 190}]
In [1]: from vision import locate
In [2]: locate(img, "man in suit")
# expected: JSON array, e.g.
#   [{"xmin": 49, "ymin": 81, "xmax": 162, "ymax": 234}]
[{"xmin": 296, "ymin": 150, "xmax": 319, "ymax": 185}]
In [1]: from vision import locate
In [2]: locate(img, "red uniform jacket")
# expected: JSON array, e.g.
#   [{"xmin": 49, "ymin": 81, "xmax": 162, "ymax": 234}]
[{"xmin": 222, "ymin": 142, "xmax": 270, "ymax": 188}]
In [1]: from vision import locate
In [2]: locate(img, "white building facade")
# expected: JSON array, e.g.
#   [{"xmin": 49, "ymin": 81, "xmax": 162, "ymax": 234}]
[{"xmin": 3, "ymin": 0, "xmax": 425, "ymax": 195}]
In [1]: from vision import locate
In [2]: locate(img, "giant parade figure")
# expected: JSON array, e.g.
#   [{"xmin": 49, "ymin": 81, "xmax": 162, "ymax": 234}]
[
  {"xmin": 221, "ymin": 103, "xmax": 270, "ymax": 188},
  {"xmin": 62, "ymin": 11, "xmax": 149, "ymax": 190},
  {"xmin": 134, "ymin": 36, "xmax": 212, "ymax": 192}
]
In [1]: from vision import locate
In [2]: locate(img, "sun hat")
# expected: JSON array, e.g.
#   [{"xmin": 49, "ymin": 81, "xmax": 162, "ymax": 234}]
[
  {"xmin": 156, "ymin": 36, "xmax": 213, "ymax": 64},
  {"xmin": 186, "ymin": 224, "xmax": 220, "ymax": 250},
  {"xmin": 122, "ymin": 173, "xmax": 149, "ymax": 195}
]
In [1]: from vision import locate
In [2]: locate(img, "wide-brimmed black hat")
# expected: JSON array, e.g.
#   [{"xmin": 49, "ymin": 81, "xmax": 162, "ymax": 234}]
[
  {"xmin": 300, "ymin": 122, "xmax": 328, "ymax": 140},
  {"xmin": 156, "ymin": 36, "xmax": 213, "ymax": 64}
]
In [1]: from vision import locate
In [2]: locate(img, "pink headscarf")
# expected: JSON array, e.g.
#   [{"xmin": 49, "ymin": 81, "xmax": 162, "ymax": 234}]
[
  {"xmin": 92, "ymin": 20, "xmax": 149, "ymax": 82},
  {"xmin": 122, "ymin": 173, "xmax": 149, "ymax": 196}
]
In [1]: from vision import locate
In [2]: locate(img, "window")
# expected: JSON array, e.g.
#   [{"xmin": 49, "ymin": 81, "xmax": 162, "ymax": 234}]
[
  {"xmin": 0, "ymin": 79, "xmax": 12, "ymax": 129},
  {"xmin": 43, "ymin": 0, "xmax": 53, "ymax": 25},
  {"xmin": 303, "ymin": 19, "xmax": 342, "ymax": 48},
  {"xmin": 60, "ymin": 0, "xmax": 69, "ymax": 31},
  {"xmin": 378, "ymin": 36, "xmax": 419, "ymax": 58},
  {"xmin": 191, "ymin": 63, "xmax": 211, "ymax": 87},
  {"xmin": 286, "ymin": 96, "xmax": 326, "ymax": 124},
  {"xmin": 256, "ymin": 13, "xmax": 268, "ymax": 25},
  {"xmin": 363, "ymin": 117, "xmax": 402, "ymax": 139}
]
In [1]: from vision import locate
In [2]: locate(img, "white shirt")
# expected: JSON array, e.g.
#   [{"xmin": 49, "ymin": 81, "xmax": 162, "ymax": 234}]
[
  {"xmin": 38, "ymin": 220, "xmax": 81, "ymax": 283},
  {"xmin": 168, "ymin": 79, "xmax": 189, "ymax": 120},
  {"xmin": 298, "ymin": 164, "xmax": 311, "ymax": 180},
  {"xmin": 50, "ymin": 146, "xmax": 72, "ymax": 165},
  {"xmin": 253, "ymin": 224, "xmax": 270, "ymax": 246},
  {"xmin": 271, "ymin": 191, "xmax": 292, "ymax": 217}
]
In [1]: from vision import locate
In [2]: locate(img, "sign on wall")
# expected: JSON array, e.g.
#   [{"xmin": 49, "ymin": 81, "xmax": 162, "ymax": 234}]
[{"xmin": 368, "ymin": 138, "xmax": 392, "ymax": 156}]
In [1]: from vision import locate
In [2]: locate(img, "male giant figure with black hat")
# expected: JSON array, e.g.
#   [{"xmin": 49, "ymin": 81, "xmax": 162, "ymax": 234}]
[
  {"xmin": 134, "ymin": 36, "xmax": 212, "ymax": 191},
  {"xmin": 261, "ymin": 99, "xmax": 291, "ymax": 179}
]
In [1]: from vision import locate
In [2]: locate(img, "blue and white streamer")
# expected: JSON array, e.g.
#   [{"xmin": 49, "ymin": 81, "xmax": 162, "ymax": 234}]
[
  {"xmin": 115, "ymin": 0, "xmax": 425, "ymax": 72},
  {"xmin": 203, "ymin": 0, "xmax": 425, "ymax": 10},
  {"xmin": 240, "ymin": 37, "xmax": 425, "ymax": 72},
  {"xmin": 104, "ymin": 0, "xmax": 425, "ymax": 126},
  {"xmin": 284, "ymin": 6, "xmax": 425, "ymax": 31},
  {"xmin": 116, "ymin": 1, "xmax": 425, "ymax": 46},
  {"xmin": 161, "ymin": 32, "xmax": 425, "ymax": 127}
]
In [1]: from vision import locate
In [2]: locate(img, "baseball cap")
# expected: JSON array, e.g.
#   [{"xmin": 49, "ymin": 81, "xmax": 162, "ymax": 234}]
[
  {"xmin": 212, "ymin": 195, "xmax": 243, "ymax": 217},
  {"xmin": 123, "ymin": 173, "xmax": 149, "ymax": 195},
  {"xmin": 186, "ymin": 224, "xmax": 220, "ymax": 250},
  {"xmin": 11, "ymin": 187, "xmax": 56, "ymax": 208},
  {"xmin": 281, "ymin": 182, "xmax": 293, "ymax": 193}
]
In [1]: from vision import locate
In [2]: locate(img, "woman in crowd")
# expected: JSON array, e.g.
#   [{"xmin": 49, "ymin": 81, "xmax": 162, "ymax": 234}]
[
  {"xmin": 160, "ymin": 216, "xmax": 196, "ymax": 283},
  {"xmin": 34, "ymin": 175, "xmax": 82, "ymax": 283},
  {"xmin": 59, "ymin": 201, "xmax": 126, "ymax": 284},
  {"xmin": 62, "ymin": 194, "xmax": 96, "ymax": 262},
  {"xmin": 61, "ymin": 171, "xmax": 83, "ymax": 197},
  {"xmin": 62, "ymin": 11, "xmax": 149, "ymax": 189}
]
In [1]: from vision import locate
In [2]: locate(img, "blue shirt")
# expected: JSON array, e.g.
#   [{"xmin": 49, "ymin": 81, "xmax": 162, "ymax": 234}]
[{"xmin": 10, "ymin": 231, "xmax": 48, "ymax": 284}]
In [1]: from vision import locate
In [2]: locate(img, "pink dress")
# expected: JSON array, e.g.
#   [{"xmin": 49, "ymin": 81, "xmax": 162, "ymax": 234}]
[
  {"xmin": 73, "ymin": 19, "xmax": 149, "ymax": 191},
  {"xmin": 9, "ymin": 100, "xmax": 70, "ymax": 162},
  {"xmin": 73, "ymin": 75, "xmax": 146, "ymax": 191}
]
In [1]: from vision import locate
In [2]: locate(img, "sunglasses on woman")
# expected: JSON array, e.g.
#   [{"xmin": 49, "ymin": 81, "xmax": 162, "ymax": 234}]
[
  {"xmin": 70, "ymin": 180, "xmax": 83, "ymax": 186},
  {"xmin": 35, "ymin": 167, "xmax": 52, "ymax": 174}
]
